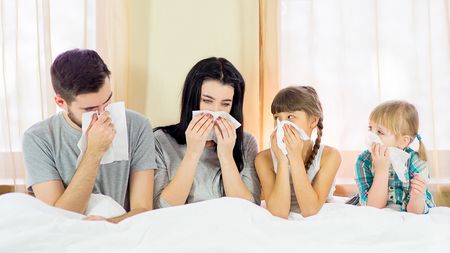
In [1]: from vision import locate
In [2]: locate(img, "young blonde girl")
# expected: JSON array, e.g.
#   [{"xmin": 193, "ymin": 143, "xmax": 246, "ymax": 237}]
[
  {"xmin": 355, "ymin": 100, "xmax": 435, "ymax": 214},
  {"xmin": 255, "ymin": 86, "xmax": 341, "ymax": 218}
]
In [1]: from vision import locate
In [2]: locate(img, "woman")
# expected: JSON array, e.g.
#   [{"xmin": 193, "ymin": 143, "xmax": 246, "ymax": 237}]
[{"xmin": 153, "ymin": 57, "xmax": 260, "ymax": 208}]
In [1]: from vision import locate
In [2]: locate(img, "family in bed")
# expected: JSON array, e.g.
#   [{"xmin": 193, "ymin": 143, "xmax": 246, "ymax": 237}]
[{"xmin": 22, "ymin": 49, "xmax": 435, "ymax": 223}]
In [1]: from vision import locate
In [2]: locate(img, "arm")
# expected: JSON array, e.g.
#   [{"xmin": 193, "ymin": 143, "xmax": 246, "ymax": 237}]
[
  {"xmin": 215, "ymin": 118, "xmax": 253, "ymax": 201},
  {"xmin": 366, "ymin": 144, "xmax": 390, "ymax": 208},
  {"xmin": 159, "ymin": 114, "xmax": 214, "ymax": 206},
  {"xmin": 106, "ymin": 170, "xmax": 154, "ymax": 223},
  {"xmin": 30, "ymin": 112, "xmax": 115, "ymax": 214},
  {"xmin": 290, "ymin": 148, "xmax": 341, "ymax": 217},
  {"xmin": 255, "ymin": 148, "xmax": 291, "ymax": 219},
  {"xmin": 406, "ymin": 173, "xmax": 426, "ymax": 214}
]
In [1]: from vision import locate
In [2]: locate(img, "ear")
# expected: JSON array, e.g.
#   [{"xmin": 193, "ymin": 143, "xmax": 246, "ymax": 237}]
[
  {"xmin": 54, "ymin": 95, "xmax": 68, "ymax": 110},
  {"xmin": 399, "ymin": 135, "xmax": 412, "ymax": 149},
  {"xmin": 309, "ymin": 115, "xmax": 319, "ymax": 129}
]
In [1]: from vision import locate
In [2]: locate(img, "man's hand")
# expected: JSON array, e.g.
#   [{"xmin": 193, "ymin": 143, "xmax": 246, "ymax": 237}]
[{"xmin": 86, "ymin": 112, "xmax": 116, "ymax": 154}]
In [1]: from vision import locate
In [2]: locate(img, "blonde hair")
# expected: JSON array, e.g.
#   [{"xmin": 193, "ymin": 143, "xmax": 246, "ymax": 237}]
[
  {"xmin": 369, "ymin": 100, "xmax": 427, "ymax": 161},
  {"xmin": 271, "ymin": 86, "xmax": 323, "ymax": 171}
]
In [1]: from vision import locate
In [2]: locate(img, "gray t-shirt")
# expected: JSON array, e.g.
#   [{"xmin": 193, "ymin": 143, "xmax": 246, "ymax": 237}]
[
  {"xmin": 22, "ymin": 110, "xmax": 157, "ymax": 211},
  {"xmin": 153, "ymin": 129, "xmax": 261, "ymax": 208}
]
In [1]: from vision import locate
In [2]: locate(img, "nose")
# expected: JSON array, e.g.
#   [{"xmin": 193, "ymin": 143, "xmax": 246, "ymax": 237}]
[
  {"xmin": 98, "ymin": 104, "xmax": 108, "ymax": 114},
  {"xmin": 205, "ymin": 102, "xmax": 222, "ymax": 112}
]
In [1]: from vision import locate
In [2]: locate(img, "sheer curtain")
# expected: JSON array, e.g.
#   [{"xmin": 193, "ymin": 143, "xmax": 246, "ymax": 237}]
[
  {"xmin": 280, "ymin": 0, "xmax": 450, "ymax": 204},
  {"xmin": 0, "ymin": 0, "xmax": 128, "ymax": 192}
]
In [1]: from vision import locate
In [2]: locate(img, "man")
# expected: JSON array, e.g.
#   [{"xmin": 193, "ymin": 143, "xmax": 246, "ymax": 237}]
[{"xmin": 23, "ymin": 49, "xmax": 157, "ymax": 223}]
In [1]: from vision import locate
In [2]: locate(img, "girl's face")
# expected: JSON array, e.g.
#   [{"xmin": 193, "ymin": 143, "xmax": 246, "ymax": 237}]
[
  {"xmin": 199, "ymin": 80, "xmax": 234, "ymax": 113},
  {"xmin": 368, "ymin": 121, "xmax": 411, "ymax": 149},
  {"xmin": 273, "ymin": 111, "xmax": 317, "ymax": 136}
]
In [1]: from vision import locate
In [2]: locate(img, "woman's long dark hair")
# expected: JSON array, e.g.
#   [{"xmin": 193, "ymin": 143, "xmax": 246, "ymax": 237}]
[{"xmin": 156, "ymin": 57, "xmax": 246, "ymax": 194}]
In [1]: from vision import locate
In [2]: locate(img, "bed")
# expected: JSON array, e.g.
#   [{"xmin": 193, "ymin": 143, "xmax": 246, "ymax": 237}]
[{"xmin": 0, "ymin": 193, "xmax": 449, "ymax": 252}]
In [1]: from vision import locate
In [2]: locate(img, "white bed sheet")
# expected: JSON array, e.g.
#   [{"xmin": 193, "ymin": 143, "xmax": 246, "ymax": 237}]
[{"xmin": 0, "ymin": 193, "xmax": 449, "ymax": 253}]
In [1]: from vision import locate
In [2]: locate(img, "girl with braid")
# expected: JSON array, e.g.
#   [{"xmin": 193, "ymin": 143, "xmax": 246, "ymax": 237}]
[{"xmin": 255, "ymin": 86, "xmax": 341, "ymax": 218}]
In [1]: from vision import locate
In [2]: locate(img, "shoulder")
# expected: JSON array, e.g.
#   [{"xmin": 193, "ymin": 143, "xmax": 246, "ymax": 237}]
[
  {"xmin": 255, "ymin": 149, "xmax": 271, "ymax": 163},
  {"xmin": 406, "ymin": 148, "xmax": 427, "ymax": 172},
  {"xmin": 153, "ymin": 128, "xmax": 170, "ymax": 140},
  {"xmin": 357, "ymin": 150, "xmax": 371, "ymax": 162},
  {"xmin": 23, "ymin": 114, "xmax": 61, "ymax": 143},
  {"xmin": 322, "ymin": 145, "xmax": 341, "ymax": 162},
  {"xmin": 320, "ymin": 145, "xmax": 341, "ymax": 170},
  {"xmin": 125, "ymin": 109, "xmax": 152, "ymax": 128},
  {"xmin": 243, "ymin": 131, "xmax": 258, "ymax": 147},
  {"xmin": 153, "ymin": 128, "xmax": 179, "ymax": 149},
  {"xmin": 255, "ymin": 149, "xmax": 273, "ymax": 170}
]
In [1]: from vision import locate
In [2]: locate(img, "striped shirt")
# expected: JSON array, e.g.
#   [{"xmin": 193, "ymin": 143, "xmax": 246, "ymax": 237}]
[{"xmin": 354, "ymin": 148, "xmax": 435, "ymax": 213}]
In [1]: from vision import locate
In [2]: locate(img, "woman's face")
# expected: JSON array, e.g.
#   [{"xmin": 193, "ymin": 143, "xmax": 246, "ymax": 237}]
[{"xmin": 199, "ymin": 80, "xmax": 234, "ymax": 113}]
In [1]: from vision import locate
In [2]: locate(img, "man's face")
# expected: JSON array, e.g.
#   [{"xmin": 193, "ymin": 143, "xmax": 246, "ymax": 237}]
[{"xmin": 57, "ymin": 79, "xmax": 113, "ymax": 128}]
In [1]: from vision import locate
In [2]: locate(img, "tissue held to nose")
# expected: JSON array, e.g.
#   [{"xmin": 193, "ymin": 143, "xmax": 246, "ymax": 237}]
[{"xmin": 77, "ymin": 101, "xmax": 129, "ymax": 165}]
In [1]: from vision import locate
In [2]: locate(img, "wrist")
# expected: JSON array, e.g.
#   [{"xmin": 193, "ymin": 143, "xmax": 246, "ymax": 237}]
[
  {"xmin": 85, "ymin": 146, "xmax": 105, "ymax": 160},
  {"xmin": 217, "ymin": 147, "xmax": 233, "ymax": 159},
  {"xmin": 185, "ymin": 149, "xmax": 202, "ymax": 161}
]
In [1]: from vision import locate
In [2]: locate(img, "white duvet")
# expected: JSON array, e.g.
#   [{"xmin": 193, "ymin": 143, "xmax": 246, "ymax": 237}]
[{"xmin": 0, "ymin": 193, "xmax": 449, "ymax": 253}]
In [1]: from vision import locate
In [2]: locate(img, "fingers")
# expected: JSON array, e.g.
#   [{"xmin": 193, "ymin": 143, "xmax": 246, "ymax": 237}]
[
  {"xmin": 214, "ymin": 124, "xmax": 223, "ymax": 140},
  {"xmin": 83, "ymin": 215, "xmax": 106, "ymax": 221},
  {"xmin": 216, "ymin": 117, "xmax": 233, "ymax": 139},
  {"xmin": 188, "ymin": 113, "xmax": 208, "ymax": 132},
  {"xmin": 411, "ymin": 174, "xmax": 427, "ymax": 190},
  {"xmin": 200, "ymin": 117, "xmax": 215, "ymax": 137},
  {"xmin": 192, "ymin": 114, "xmax": 213, "ymax": 134},
  {"xmin": 97, "ymin": 111, "xmax": 111, "ymax": 123}
]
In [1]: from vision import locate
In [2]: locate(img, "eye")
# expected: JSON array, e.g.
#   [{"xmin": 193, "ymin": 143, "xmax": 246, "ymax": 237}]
[
  {"xmin": 368, "ymin": 126, "xmax": 372, "ymax": 131},
  {"xmin": 377, "ymin": 130, "xmax": 384, "ymax": 135},
  {"xmin": 287, "ymin": 114, "xmax": 295, "ymax": 119},
  {"xmin": 222, "ymin": 103, "xmax": 231, "ymax": 107},
  {"xmin": 202, "ymin": 99, "xmax": 213, "ymax": 104},
  {"xmin": 273, "ymin": 115, "xmax": 278, "ymax": 120}
]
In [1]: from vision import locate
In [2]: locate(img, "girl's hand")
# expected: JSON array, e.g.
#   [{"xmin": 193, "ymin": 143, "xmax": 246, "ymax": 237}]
[
  {"xmin": 215, "ymin": 117, "xmax": 237, "ymax": 159},
  {"xmin": 410, "ymin": 173, "xmax": 427, "ymax": 201},
  {"xmin": 370, "ymin": 143, "xmax": 390, "ymax": 173},
  {"xmin": 185, "ymin": 113, "xmax": 214, "ymax": 158},
  {"xmin": 284, "ymin": 125, "xmax": 304, "ymax": 164},
  {"xmin": 270, "ymin": 130, "xmax": 288, "ymax": 165}
]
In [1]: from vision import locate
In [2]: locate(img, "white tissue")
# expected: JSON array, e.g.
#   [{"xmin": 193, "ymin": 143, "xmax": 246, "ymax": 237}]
[
  {"xmin": 85, "ymin": 194, "xmax": 126, "ymax": 218},
  {"xmin": 192, "ymin": 110, "xmax": 241, "ymax": 142},
  {"xmin": 77, "ymin": 101, "xmax": 129, "ymax": 165},
  {"xmin": 365, "ymin": 131, "xmax": 410, "ymax": 183},
  {"xmin": 275, "ymin": 119, "xmax": 309, "ymax": 155}
]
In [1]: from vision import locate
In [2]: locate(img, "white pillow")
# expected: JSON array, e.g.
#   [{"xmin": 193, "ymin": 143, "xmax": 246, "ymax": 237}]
[{"xmin": 85, "ymin": 194, "xmax": 126, "ymax": 218}]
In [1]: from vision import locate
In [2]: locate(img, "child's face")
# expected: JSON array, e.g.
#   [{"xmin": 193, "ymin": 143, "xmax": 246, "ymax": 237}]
[
  {"xmin": 273, "ymin": 111, "xmax": 317, "ymax": 136},
  {"xmin": 368, "ymin": 121, "xmax": 411, "ymax": 149}
]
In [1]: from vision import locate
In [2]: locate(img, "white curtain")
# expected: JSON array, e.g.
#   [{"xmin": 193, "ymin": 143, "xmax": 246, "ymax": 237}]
[
  {"xmin": 0, "ymin": 0, "xmax": 128, "ymax": 190},
  {"xmin": 281, "ymin": 0, "xmax": 450, "ymax": 204}
]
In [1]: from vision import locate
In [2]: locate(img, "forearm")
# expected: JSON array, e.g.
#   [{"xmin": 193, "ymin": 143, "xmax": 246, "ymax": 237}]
[
  {"xmin": 54, "ymin": 148, "xmax": 102, "ymax": 213},
  {"xmin": 218, "ymin": 154, "xmax": 253, "ymax": 201},
  {"xmin": 290, "ymin": 160, "xmax": 322, "ymax": 217},
  {"xmin": 366, "ymin": 170, "xmax": 389, "ymax": 208},
  {"xmin": 266, "ymin": 162, "xmax": 291, "ymax": 219},
  {"xmin": 160, "ymin": 152, "xmax": 199, "ymax": 206}
]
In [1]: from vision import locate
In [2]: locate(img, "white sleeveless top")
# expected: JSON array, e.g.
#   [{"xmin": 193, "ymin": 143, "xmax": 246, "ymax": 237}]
[{"xmin": 271, "ymin": 144, "xmax": 336, "ymax": 213}]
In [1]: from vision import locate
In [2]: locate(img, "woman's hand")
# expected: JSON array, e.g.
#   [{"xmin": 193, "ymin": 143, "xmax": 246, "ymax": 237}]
[
  {"xmin": 185, "ymin": 113, "xmax": 214, "ymax": 158},
  {"xmin": 215, "ymin": 117, "xmax": 236, "ymax": 159}
]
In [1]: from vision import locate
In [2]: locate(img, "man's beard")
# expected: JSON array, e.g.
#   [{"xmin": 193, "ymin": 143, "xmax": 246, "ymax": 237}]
[{"xmin": 67, "ymin": 108, "xmax": 82, "ymax": 128}]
